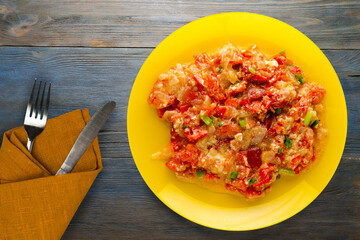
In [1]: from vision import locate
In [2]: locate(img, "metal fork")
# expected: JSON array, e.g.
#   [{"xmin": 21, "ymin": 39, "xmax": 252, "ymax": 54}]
[{"xmin": 24, "ymin": 80, "xmax": 51, "ymax": 152}]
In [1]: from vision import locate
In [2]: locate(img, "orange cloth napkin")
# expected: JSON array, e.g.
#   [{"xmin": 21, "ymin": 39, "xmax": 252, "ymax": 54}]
[{"xmin": 0, "ymin": 109, "xmax": 102, "ymax": 239}]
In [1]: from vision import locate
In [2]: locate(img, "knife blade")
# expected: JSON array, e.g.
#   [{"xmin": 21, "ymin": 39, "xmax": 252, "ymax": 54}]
[{"xmin": 56, "ymin": 101, "xmax": 116, "ymax": 175}]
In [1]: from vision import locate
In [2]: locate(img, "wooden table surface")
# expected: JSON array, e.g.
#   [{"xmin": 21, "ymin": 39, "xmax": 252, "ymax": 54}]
[{"xmin": 0, "ymin": 0, "xmax": 359, "ymax": 239}]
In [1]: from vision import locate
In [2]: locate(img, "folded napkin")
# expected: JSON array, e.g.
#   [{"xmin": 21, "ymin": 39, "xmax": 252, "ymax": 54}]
[{"xmin": 0, "ymin": 109, "xmax": 102, "ymax": 239}]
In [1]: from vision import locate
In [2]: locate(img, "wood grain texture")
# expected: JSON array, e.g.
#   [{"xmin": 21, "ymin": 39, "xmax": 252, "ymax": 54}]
[
  {"xmin": 0, "ymin": 0, "xmax": 359, "ymax": 238},
  {"xmin": 0, "ymin": 47, "xmax": 358, "ymax": 239},
  {"xmin": 0, "ymin": 0, "xmax": 359, "ymax": 49}
]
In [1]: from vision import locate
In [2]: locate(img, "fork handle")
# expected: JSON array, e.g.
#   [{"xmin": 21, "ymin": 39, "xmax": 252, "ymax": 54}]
[{"xmin": 27, "ymin": 138, "xmax": 34, "ymax": 152}]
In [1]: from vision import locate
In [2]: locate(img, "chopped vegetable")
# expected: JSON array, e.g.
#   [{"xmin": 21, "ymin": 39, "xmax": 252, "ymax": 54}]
[
  {"xmin": 239, "ymin": 119, "xmax": 246, "ymax": 128},
  {"xmin": 311, "ymin": 119, "xmax": 320, "ymax": 128},
  {"xmin": 211, "ymin": 116, "xmax": 217, "ymax": 125},
  {"xmin": 200, "ymin": 114, "xmax": 213, "ymax": 125},
  {"xmin": 196, "ymin": 169, "xmax": 205, "ymax": 179},
  {"xmin": 248, "ymin": 178, "xmax": 257, "ymax": 185},
  {"xmin": 304, "ymin": 111, "xmax": 313, "ymax": 126},
  {"xmin": 265, "ymin": 111, "xmax": 271, "ymax": 118},
  {"xmin": 284, "ymin": 136, "xmax": 292, "ymax": 148},
  {"xmin": 295, "ymin": 74, "xmax": 306, "ymax": 84},
  {"xmin": 249, "ymin": 67, "xmax": 256, "ymax": 74},
  {"xmin": 279, "ymin": 168, "xmax": 295, "ymax": 176},
  {"xmin": 148, "ymin": 43, "xmax": 327, "ymax": 200},
  {"xmin": 230, "ymin": 171, "xmax": 239, "ymax": 180}
]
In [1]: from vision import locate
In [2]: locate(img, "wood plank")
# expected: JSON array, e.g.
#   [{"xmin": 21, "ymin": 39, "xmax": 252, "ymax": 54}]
[{"xmin": 0, "ymin": 0, "xmax": 359, "ymax": 49}]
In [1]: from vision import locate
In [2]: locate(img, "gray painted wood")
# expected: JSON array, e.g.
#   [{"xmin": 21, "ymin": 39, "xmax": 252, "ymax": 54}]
[
  {"xmin": 0, "ymin": 0, "xmax": 359, "ymax": 49},
  {"xmin": 0, "ymin": 0, "xmax": 359, "ymax": 239}
]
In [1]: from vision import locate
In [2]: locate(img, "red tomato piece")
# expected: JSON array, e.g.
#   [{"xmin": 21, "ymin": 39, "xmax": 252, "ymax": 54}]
[
  {"xmin": 239, "ymin": 98, "xmax": 248, "ymax": 106},
  {"xmin": 246, "ymin": 101, "xmax": 263, "ymax": 114},
  {"xmin": 158, "ymin": 108, "xmax": 166, "ymax": 118},
  {"xmin": 253, "ymin": 73, "xmax": 269, "ymax": 82},
  {"xmin": 291, "ymin": 122, "xmax": 300, "ymax": 133},
  {"xmin": 205, "ymin": 74, "xmax": 225, "ymax": 100},
  {"xmin": 274, "ymin": 55, "xmax": 287, "ymax": 65},
  {"xmin": 262, "ymin": 96, "xmax": 272, "ymax": 109},
  {"xmin": 218, "ymin": 124, "xmax": 242, "ymax": 138},
  {"xmin": 193, "ymin": 73, "xmax": 205, "ymax": 87},
  {"xmin": 194, "ymin": 53, "xmax": 211, "ymax": 65},
  {"xmin": 215, "ymin": 106, "xmax": 227, "ymax": 118},
  {"xmin": 225, "ymin": 98, "xmax": 239, "ymax": 108},
  {"xmin": 180, "ymin": 87, "xmax": 203, "ymax": 105},
  {"xmin": 291, "ymin": 155, "xmax": 302, "ymax": 170},
  {"xmin": 308, "ymin": 85, "xmax": 326, "ymax": 104},
  {"xmin": 312, "ymin": 148, "xmax": 316, "ymax": 161},
  {"xmin": 185, "ymin": 143, "xmax": 200, "ymax": 156},
  {"xmin": 290, "ymin": 66, "xmax": 301, "ymax": 74},
  {"xmin": 226, "ymin": 81, "xmax": 247, "ymax": 97},
  {"xmin": 185, "ymin": 128, "xmax": 208, "ymax": 141},
  {"xmin": 248, "ymin": 87, "xmax": 266, "ymax": 101},
  {"xmin": 204, "ymin": 102, "xmax": 217, "ymax": 116},
  {"xmin": 179, "ymin": 104, "xmax": 190, "ymax": 113},
  {"xmin": 204, "ymin": 172, "xmax": 221, "ymax": 181},
  {"xmin": 170, "ymin": 135, "xmax": 186, "ymax": 152},
  {"xmin": 235, "ymin": 151, "xmax": 247, "ymax": 165},
  {"xmin": 171, "ymin": 144, "xmax": 200, "ymax": 167},
  {"xmin": 247, "ymin": 147, "xmax": 262, "ymax": 169},
  {"xmin": 245, "ymin": 187, "xmax": 263, "ymax": 198},
  {"xmin": 165, "ymin": 160, "xmax": 185, "ymax": 172}
]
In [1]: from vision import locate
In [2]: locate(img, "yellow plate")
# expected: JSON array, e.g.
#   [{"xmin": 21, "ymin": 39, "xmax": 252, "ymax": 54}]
[{"xmin": 127, "ymin": 12, "xmax": 347, "ymax": 230}]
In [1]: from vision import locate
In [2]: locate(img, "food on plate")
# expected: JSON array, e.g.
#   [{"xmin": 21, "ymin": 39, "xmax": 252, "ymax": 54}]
[{"xmin": 148, "ymin": 43, "xmax": 327, "ymax": 199}]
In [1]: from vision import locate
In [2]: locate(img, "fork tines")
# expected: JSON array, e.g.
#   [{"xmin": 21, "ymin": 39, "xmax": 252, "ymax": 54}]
[{"xmin": 25, "ymin": 80, "xmax": 51, "ymax": 124}]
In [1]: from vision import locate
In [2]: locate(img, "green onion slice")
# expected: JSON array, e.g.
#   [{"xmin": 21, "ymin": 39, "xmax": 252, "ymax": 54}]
[
  {"xmin": 200, "ymin": 114, "xmax": 213, "ymax": 125},
  {"xmin": 265, "ymin": 111, "xmax": 271, "ymax": 118},
  {"xmin": 196, "ymin": 169, "xmax": 205, "ymax": 179},
  {"xmin": 249, "ymin": 67, "xmax": 256, "ymax": 74},
  {"xmin": 218, "ymin": 122, "xmax": 224, "ymax": 127},
  {"xmin": 304, "ymin": 111, "xmax": 313, "ymax": 126},
  {"xmin": 284, "ymin": 136, "xmax": 292, "ymax": 148},
  {"xmin": 275, "ymin": 108, "xmax": 282, "ymax": 114},
  {"xmin": 230, "ymin": 171, "xmax": 239, "ymax": 180},
  {"xmin": 277, "ymin": 147, "xmax": 283, "ymax": 155},
  {"xmin": 248, "ymin": 178, "xmax": 257, "ymax": 185},
  {"xmin": 295, "ymin": 75, "xmax": 306, "ymax": 84},
  {"xmin": 311, "ymin": 119, "xmax": 320, "ymax": 128},
  {"xmin": 239, "ymin": 119, "xmax": 246, "ymax": 128},
  {"xmin": 279, "ymin": 168, "xmax": 295, "ymax": 176}
]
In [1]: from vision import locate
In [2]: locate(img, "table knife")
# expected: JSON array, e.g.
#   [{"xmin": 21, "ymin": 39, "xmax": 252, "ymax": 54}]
[{"xmin": 56, "ymin": 101, "xmax": 116, "ymax": 175}]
